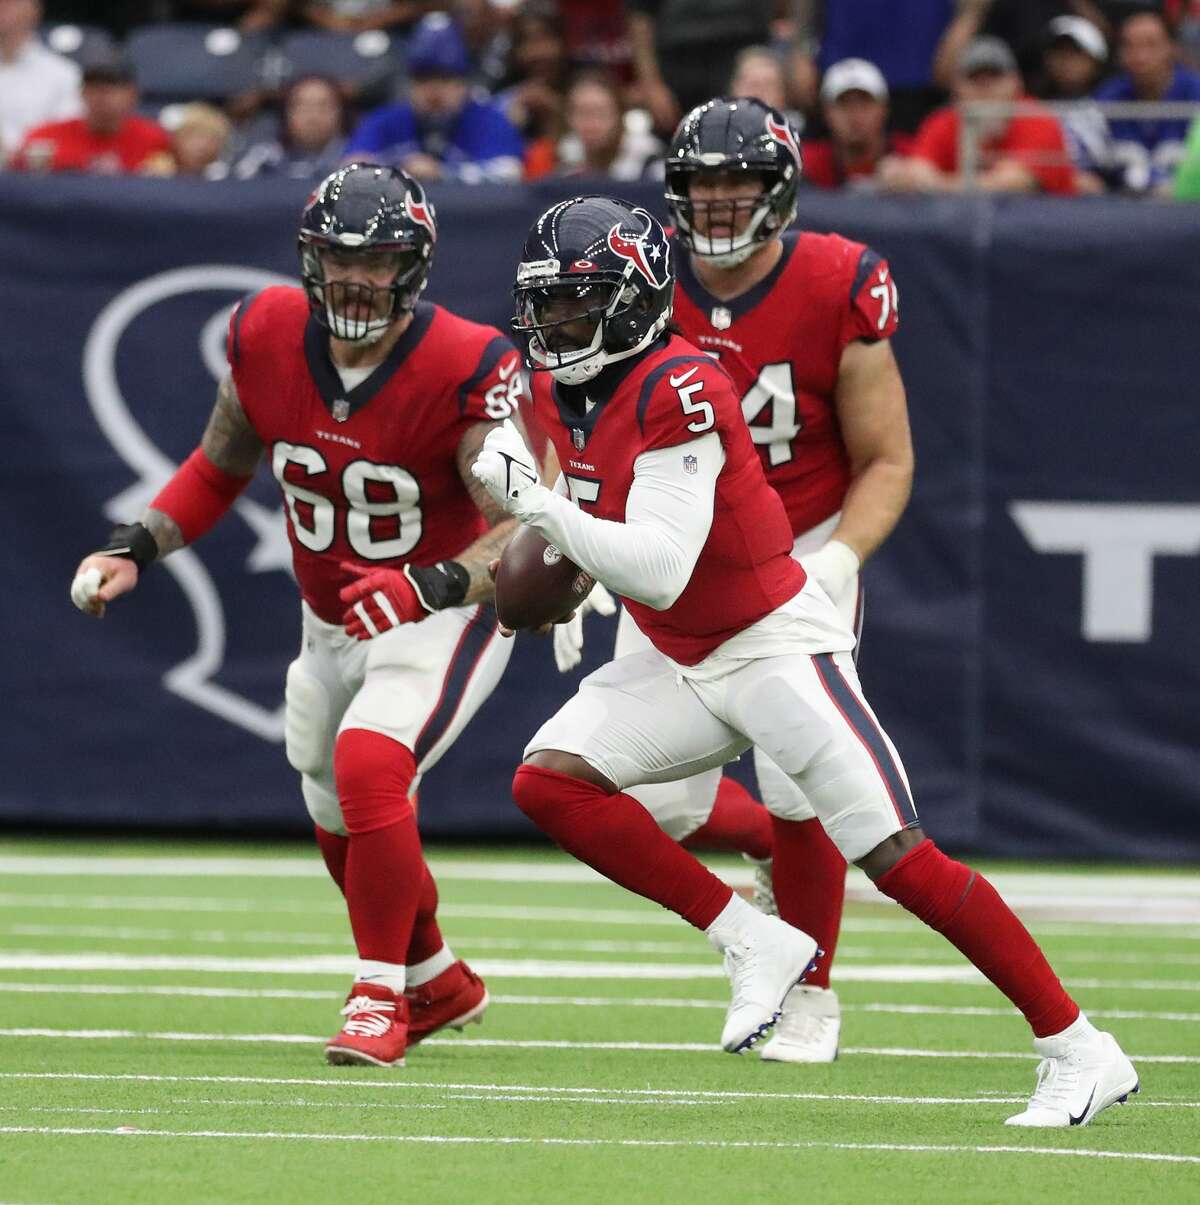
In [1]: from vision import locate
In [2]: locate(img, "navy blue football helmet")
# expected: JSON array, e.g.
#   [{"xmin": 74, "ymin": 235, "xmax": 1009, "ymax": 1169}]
[
  {"xmin": 298, "ymin": 163, "xmax": 437, "ymax": 342},
  {"xmin": 512, "ymin": 196, "xmax": 674, "ymax": 385},
  {"xmin": 665, "ymin": 97, "xmax": 802, "ymax": 267}
]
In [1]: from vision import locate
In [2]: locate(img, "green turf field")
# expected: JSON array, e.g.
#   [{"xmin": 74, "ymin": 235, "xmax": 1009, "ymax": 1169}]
[{"xmin": 0, "ymin": 838, "xmax": 1196, "ymax": 1204}]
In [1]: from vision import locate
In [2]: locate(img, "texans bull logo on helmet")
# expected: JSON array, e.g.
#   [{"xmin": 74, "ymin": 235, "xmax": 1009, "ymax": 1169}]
[
  {"xmin": 404, "ymin": 192, "xmax": 437, "ymax": 241},
  {"xmin": 606, "ymin": 209, "xmax": 670, "ymax": 288},
  {"xmin": 765, "ymin": 113, "xmax": 802, "ymax": 169}
]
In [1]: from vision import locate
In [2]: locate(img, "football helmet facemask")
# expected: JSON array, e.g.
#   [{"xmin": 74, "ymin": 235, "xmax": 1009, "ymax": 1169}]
[
  {"xmin": 299, "ymin": 163, "xmax": 437, "ymax": 343},
  {"xmin": 513, "ymin": 196, "xmax": 674, "ymax": 386},
  {"xmin": 665, "ymin": 96, "xmax": 801, "ymax": 268}
]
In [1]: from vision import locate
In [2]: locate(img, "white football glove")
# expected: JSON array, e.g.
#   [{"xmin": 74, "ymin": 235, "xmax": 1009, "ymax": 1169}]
[
  {"xmin": 470, "ymin": 418, "xmax": 545, "ymax": 519},
  {"xmin": 798, "ymin": 539, "xmax": 860, "ymax": 604},
  {"xmin": 553, "ymin": 581, "xmax": 617, "ymax": 672}
]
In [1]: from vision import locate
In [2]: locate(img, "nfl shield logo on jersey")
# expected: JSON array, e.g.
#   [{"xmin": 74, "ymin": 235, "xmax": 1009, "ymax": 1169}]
[
  {"xmin": 572, "ymin": 427, "xmax": 586, "ymax": 450},
  {"xmin": 710, "ymin": 306, "xmax": 732, "ymax": 330},
  {"xmin": 683, "ymin": 454, "xmax": 698, "ymax": 475},
  {"xmin": 332, "ymin": 398, "xmax": 350, "ymax": 423}
]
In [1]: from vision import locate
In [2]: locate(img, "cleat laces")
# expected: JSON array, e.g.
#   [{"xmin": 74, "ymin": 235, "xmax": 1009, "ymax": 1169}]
[
  {"xmin": 340, "ymin": 995, "xmax": 396, "ymax": 1039},
  {"xmin": 1022, "ymin": 1052, "xmax": 1083, "ymax": 1115}
]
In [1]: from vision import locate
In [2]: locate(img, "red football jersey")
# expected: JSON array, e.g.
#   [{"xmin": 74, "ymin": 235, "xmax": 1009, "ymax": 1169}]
[
  {"xmin": 531, "ymin": 334, "xmax": 805, "ymax": 665},
  {"xmin": 672, "ymin": 231, "xmax": 900, "ymax": 537},
  {"xmin": 227, "ymin": 287, "xmax": 523, "ymax": 623}
]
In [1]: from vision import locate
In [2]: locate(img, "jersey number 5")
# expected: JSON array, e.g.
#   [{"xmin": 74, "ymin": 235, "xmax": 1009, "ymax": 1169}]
[
  {"xmin": 673, "ymin": 368, "xmax": 715, "ymax": 433},
  {"xmin": 272, "ymin": 442, "xmax": 422, "ymax": 560}
]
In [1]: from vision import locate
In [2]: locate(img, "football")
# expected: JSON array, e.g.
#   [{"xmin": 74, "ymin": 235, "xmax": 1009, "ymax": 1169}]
[{"xmin": 494, "ymin": 526, "xmax": 595, "ymax": 630}]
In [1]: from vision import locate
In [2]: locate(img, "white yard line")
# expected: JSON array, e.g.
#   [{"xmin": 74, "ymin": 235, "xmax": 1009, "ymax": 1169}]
[
  {"xmin": 5, "ymin": 1070, "xmax": 1198, "ymax": 1110},
  {"xmin": 0, "ymin": 982, "xmax": 1196, "ymax": 1024},
  {"xmin": 2, "ymin": 951, "xmax": 1198, "ymax": 992},
  {"xmin": 0, "ymin": 1124, "xmax": 1193, "ymax": 1164},
  {"xmin": 0, "ymin": 1028, "xmax": 1194, "ymax": 1063},
  {"xmin": 5, "ymin": 923, "xmax": 1199, "ymax": 967}
]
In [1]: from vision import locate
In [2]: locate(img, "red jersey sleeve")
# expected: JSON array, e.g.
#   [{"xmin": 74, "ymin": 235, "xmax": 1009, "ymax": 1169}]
[
  {"xmin": 637, "ymin": 354, "xmax": 739, "ymax": 453},
  {"xmin": 842, "ymin": 247, "xmax": 900, "ymax": 347},
  {"xmin": 457, "ymin": 334, "xmax": 526, "ymax": 424}
]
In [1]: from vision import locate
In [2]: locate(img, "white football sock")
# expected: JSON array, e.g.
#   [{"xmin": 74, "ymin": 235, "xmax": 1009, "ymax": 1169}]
[
  {"xmin": 406, "ymin": 944, "xmax": 456, "ymax": 988},
  {"xmin": 356, "ymin": 959, "xmax": 406, "ymax": 994},
  {"xmin": 704, "ymin": 892, "xmax": 760, "ymax": 952},
  {"xmin": 1048, "ymin": 1010, "xmax": 1100, "ymax": 1045}
]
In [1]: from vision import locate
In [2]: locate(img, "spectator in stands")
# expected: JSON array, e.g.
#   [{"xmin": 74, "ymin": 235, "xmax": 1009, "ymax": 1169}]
[
  {"xmin": 553, "ymin": 67, "xmax": 662, "ymax": 180},
  {"xmin": 789, "ymin": 0, "xmax": 956, "ymax": 131},
  {"xmin": 10, "ymin": 46, "xmax": 169, "ymax": 173},
  {"xmin": 455, "ymin": 0, "xmax": 511, "ymax": 93},
  {"xmin": 301, "ymin": 0, "xmax": 428, "ymax": 35},
  {"xmin": 559, "ymin": 0, "xmax": 631, "ymax": 79},
  {"xmin": 344, "ymin": 12, "xmax": 522, "ymax": 182},
  {"xmin": 141, "ymin": 101, "xmax": 232, "ymax": 177},
  {"xmin": 802, "ymin": 58, "xmax": 913, "ymax": 189},
  {"xmin": 880, "ymin": 36, "xmax": 1076, "ymax": 194},
  {"xmin": 933, "ymin": 0, "xmax": 1112, "ymax": 89},
  {"xmin": 1091, "ymin": 9, "xmax": 1200, "ymax": 193},
  {"xmin": 1039, "ymin": 14, "xmax": 1109, "ymax": 97},
  {"xmin": 627, "ymin": 0, "xmax": 775, "ymax": 135},
  {"xmin": 0, "ymin": 0, "xmax": 81, "ymax": 163},
  {"xmin": 235, "ymin": 74, "xmax": 348, "ymax": 178},
  {"xmin": 173, "ymin": 0, "xmax": 288, "ymax": 31},
  {"xmin": 499, "ymin": 1, "xmax": 569, "ymax": 174},
  {"xmin": 728, "ymin": 45, "xmax": 806, "ymax": 131}
]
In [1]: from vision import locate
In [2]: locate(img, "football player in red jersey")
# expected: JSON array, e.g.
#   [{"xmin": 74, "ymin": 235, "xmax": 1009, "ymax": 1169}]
[
  {"xmin": 474, "ymin": 197, "xmax": 1138, "ymax": 1126},
  {"xmin": 555, "ymin": 95, "xmax": 914, "ymax": 1062},
  {"xmin": 68, "ymin": 164, "xmax": 523, "ymax": 1068}
]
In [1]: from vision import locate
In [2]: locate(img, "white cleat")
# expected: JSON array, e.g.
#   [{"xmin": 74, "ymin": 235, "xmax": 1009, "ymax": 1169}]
[
  {"xmin": 719, "ymin": 916, "xmax": 819, "ymax": 1054},
  {"xmin": 759, "ymin": 985, "xmax": 840, "ymax": 1063},
  {"xmin": 742, "ymin": 853, "xmax": 777, "ymax": 916},
  {"xmin": 1005, "ymin": 1030, "xmax": 1139, "ymax": 1127}
]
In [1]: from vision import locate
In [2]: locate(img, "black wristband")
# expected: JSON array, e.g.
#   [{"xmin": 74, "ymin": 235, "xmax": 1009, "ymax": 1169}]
[
  {"xmin": 93, "ymin": 522, "xmax": 158, "ymax": 572},
  {"xmin": 405, "ymin": 560, "xmax": 470, "ymax": 612}
]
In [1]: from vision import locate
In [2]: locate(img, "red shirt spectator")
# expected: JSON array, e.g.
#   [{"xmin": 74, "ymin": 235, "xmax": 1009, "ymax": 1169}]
[
  {"xmin": 14, "ymin": 113, "xmax": 169, "ymax": 173},
  {"xmin": 910, "ymin": 101, "xmax": 1075, "ymax": 195},
  {"xmin": 11, "ymin": 45, "xmax": 168, "ymax": 174},
  {"xmin": 803, "ymin": 132, "xmax": 915, "ymax": 188}
]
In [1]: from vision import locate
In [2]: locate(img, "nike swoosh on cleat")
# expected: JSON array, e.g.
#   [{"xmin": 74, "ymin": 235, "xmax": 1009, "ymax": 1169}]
[
  {"xmin": 1069, "ymin": 1086, "xmax": 1097, "ymax": 1126},
  {"xmin": 668, "ymin": 367, "xmax": 699, "ymax": 388}
]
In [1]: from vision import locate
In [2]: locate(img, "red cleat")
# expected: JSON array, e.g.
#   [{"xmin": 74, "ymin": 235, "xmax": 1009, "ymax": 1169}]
[
  {"xmin": 325, "ymin": 982, "xmax": 409, "ymax": 1067},
  {"xmin": 405, "ymin": 960, "xmax": 490, "ymax": 1046}
]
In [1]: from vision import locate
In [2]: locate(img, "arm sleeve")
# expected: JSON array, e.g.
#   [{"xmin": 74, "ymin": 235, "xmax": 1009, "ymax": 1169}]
[
  {"xmin": 459, "ymin": 336, "xmax": 525, "ymax": 423},
  {"xmin": 519, "ymin": 433, "xmax": 725, "ymax": 610},
  {"xmin": 842, "ymin": 248, "xmax": 899, "ymax": 346}
]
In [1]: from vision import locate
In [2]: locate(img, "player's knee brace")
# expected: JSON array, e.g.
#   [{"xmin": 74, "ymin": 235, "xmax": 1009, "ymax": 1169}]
[
  {"xmin": 875, "ymin": 838, "xmax": 973, "ymax": 931},
  {"xmin": 333, "ymin": 727, "xmax": 417, "ymax": 835},
  {"xmin": 301, "ymin": 776, "xmax": 346, "ymax": 836}
]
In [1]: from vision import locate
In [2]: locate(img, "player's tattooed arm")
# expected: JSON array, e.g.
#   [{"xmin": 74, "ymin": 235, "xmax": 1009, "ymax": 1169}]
[
  {"xmin": 456, "ymin": 419, "xmax": 520, "ymax": 604},
  {"xmin": 140, "ymin": 374, "xmax": 265, "ymax": 560}
]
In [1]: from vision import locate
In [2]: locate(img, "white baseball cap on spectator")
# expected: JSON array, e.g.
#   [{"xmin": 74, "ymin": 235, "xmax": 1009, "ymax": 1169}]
[
  {"xmin": 820, "ymin": 58, "xmax": 889, "ymax": 104},
  {"xmin": 1046, "ymin": 16, "xmax": 1108, "ymax": 62}
]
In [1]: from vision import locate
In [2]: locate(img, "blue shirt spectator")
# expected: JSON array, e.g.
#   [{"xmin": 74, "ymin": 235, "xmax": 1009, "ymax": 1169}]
[
  {"xmin": 1090, "ymin": 11, "xmax": 1200, "ymax": 193},
  {"xmin": 345, "ymin": 12, "xmax": 522, "ymax": 182}
]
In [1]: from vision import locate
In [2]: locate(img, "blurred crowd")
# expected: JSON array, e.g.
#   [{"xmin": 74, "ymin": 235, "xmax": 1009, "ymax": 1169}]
[{"xmin": 6, "ymin": 0, "xmax": 1200, "ymax": 198}]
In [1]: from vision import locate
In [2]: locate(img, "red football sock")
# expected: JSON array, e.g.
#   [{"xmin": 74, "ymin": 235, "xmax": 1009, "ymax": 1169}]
[
  {"xmin": 314, "ymin": 825, "xmax": 348, "ymax": 894},
  {"xmin": 334, "ymin": 729, "xmax": 424, "ymax": 966},
  {"xmin": 513, "ymin": 764, "xmax": 733, "ymax": 929},
  {"xmin": 877, "ymin": 839, "xmax": 1079, "ymax": 1037},
  {"xmin": 770, "ymin": 816, "xmax": 846, "ymax": 990},
  {"xmin": 406, "ymin": 865, "xmax": 445, "ymax": 966},
  {"xmin": 682, "ymin": 776, "xmax": 773, "ymax": 860}
]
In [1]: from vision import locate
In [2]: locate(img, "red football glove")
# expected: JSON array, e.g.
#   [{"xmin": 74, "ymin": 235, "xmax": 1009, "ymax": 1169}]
[{"xmin": 339, "ymin": 560, "xmax": 469, "ymax": 640}]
